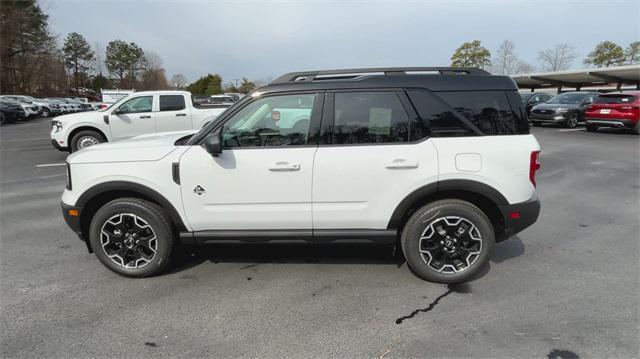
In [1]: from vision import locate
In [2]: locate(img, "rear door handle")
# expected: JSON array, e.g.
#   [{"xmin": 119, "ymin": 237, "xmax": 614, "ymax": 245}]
[
  {"xmin": 175, "ymin": 113, "xmax": 187, "ymax": 117},
  {"xmin": 139, "ymin": 115, "xmax": 151, "ymax": 119},
  {"xmin": 269, "ymin": 162, "xmax": 300, "ymax": 171},
  {"xmin": 385, "ymin": 159, "xmax": 419, "ymax": 169}
]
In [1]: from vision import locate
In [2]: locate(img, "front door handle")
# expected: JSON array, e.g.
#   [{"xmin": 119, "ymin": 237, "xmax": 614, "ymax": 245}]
[
  {"xmin": 139, "ymin": 115, "xmax": 151, "ymax": 119},
  {"xmin": 269, "ymin": 162, "xmax": 300, "ymax": 171},
  {"xmin": 176, "ymin": 113, "xmax": 187, "ymax": 117},
  {"xmin": 385, "ymin": 159, "xmax": 419, "ymax": 169}
]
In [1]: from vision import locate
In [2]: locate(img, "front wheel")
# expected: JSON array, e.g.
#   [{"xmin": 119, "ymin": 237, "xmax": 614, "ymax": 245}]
[
  {"xmin": 565, "ymin": 112, "xmax": 579, "ymax": 128},
  {"xmin": 70, "ymin": 130, "xmax": 106, "ymax": 152},
  {"xmin": 41, "ymin": 108, "xmax": 51, "ymax": 118},
  {"xmin": 401, "ymin": 199, "xmax": 495, "ymax": 283},
  {"xmin": 89, "ymin": 198, "xmax": 174, "ymax": 277}
]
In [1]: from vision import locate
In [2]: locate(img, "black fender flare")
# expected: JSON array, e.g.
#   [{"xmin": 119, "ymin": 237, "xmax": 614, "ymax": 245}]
[
  {"xmin": 387, "ymin": 179, "xmax": 508, "ymax": 229},
  {"xmin": 76, "ymin": 181, "xmax": 188, "ymax": 232}
]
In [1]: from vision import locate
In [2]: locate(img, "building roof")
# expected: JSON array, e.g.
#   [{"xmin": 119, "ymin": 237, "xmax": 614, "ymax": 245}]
[{"xmin": 512, "ymin": 65, "xmax": 640, "ymax": 89}]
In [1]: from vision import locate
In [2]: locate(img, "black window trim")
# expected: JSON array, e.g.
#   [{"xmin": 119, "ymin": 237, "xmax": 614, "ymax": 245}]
[
  {"xmin": 208, "ymin": 91, "xmax": 325, "ymax": 150},
  {"xmin": 319, "ymin": 88, "xmax": 427, "ymax": 147}
]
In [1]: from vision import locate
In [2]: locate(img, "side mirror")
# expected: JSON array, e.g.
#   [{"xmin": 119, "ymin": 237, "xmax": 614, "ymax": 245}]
[
  {"xmin": 112, "ymin": 108, "xmax": 122, "ymax": 115},
  {"xmin": 203, "ymin": 130, "xmax": 222, "ymax": 156}
]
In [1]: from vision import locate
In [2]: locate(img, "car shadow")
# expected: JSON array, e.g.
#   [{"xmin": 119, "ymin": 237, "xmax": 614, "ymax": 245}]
[
  {"xmin": 591, "ymin": 127, "xmax": 637, "ymax": 135},
  {"xmin": 166, "ymin": 244, "xmax": 402, "ymax": 275},
  {"xmin": 167, "ymin": 236, "xmax": 527, "ymax": 280}
]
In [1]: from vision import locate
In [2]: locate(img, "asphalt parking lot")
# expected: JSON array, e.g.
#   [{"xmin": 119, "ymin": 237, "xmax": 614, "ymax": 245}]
[{"xmin": 1, "ymin": 118, "xmax": 638, "ymax": 358}]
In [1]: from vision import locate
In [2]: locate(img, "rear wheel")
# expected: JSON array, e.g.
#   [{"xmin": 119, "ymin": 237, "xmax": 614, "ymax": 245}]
[
  {"xmin": 89, "ymin": 198, "xmax": 174, "ymax": 277},
  {"xmin": 585, "ymin": 124, "xmax": 598, "ymax": 132},
  {"xmin": 71, "ymin": 130, "xmax": 106, "ymax": 152},
  {"xmin": 401, "ymin": 199, "xmax": 495, "ymax": 283},
  {"xmin": 41, "ymin": 108, "xmax": 51, "ymax": 117},
  {"xmin": 566, "ymin": 112, "xmax": 579, "ymax": 128},
  {"xmin": 633, "ymin": 121, "xmax": 639, "ymax": 135}
]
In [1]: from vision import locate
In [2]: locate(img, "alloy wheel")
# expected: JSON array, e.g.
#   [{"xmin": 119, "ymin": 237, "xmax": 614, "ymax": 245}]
[
  {"xmin": 100, "ymin": 213, "xmax": 158, "ymax": 269},
  {"xmin": 418, "ymin": 216, "xmax": 482, "ymax": 273}
]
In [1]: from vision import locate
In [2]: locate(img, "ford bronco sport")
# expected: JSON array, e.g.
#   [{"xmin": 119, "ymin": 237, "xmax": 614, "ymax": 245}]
[{"xmin": 61, "ymin": 67, "xmax": 541, "ymax": 283}]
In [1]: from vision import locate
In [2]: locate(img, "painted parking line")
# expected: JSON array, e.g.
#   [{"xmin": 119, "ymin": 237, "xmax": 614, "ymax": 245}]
[
  {"xmin": 558, "ymin": 129, "xmax": 584, "ymax": 132},
  {"xmin": 35, "ymin": 163, "xmax": 66, "ymax": 168}
]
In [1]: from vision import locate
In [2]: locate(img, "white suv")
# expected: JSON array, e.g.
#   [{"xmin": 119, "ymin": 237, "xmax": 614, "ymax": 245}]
[{"xmin": 61, "ymin": 68, "xmax": 541, "ymax": 283}]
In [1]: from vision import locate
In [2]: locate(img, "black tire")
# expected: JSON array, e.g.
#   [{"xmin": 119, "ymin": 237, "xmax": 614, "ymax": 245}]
[
  {"xmin": 0, "ymin": 112, "xmax": 5, "ymax": 125},
  {"xmin": 41, "ymin": 108, "xmax": 51, "ymax": 118},
  {"xmin": 565, "ymin": 112, "xmax": 579, "ymax": 128},
  {"xmin": 89, "ymin": 198, "xmax": 174, "ymax": 277},
  {"xmin": 70, "ymin": 129, "xmax": 106, "ymax": 152},
  {"xmin": 401, "ymin": 199, "xmax": 495, "ymax": 283},
  {"xmin": 585, "ymin": 124, "xmax": 598, "ymax": 132}
]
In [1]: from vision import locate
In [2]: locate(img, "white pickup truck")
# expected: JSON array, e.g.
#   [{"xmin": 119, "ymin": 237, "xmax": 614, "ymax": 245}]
[{"xmin": 50, "ymin": 91, "xmax": 230, "ymax": 152}]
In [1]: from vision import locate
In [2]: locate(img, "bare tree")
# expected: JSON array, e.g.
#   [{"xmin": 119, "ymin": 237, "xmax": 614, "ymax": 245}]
[
  {"xmin": 492, "ymin": 40, "xmax": 534, "ymax": 75},
  {"xmin": 170, "ymin": 74, "xmax": 188, "ymax": 89},
  {"xmin": 537, "ymin": 43, "xmax": 578, "ymax": 71}
]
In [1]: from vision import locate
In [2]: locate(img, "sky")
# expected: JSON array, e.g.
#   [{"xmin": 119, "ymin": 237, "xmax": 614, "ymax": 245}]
[{"xmin": 46, "ymin": 0, "xmax": 640, "ymax": 85}]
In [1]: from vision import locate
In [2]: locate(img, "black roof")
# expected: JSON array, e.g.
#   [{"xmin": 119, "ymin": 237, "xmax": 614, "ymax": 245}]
[{"xmin": 258, "ymin": 67, "xmax": 518, "ymax": 93}]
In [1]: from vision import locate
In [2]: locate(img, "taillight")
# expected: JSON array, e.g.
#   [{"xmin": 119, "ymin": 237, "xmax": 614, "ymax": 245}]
[{"xmin": 529, "ymin": 151, "xmax": 541, "ymax": 187}]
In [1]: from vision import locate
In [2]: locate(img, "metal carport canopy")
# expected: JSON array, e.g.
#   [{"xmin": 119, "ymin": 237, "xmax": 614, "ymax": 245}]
[{"xmin": 511, "ymin": 64, "xmax": 640, "ymax": 90}]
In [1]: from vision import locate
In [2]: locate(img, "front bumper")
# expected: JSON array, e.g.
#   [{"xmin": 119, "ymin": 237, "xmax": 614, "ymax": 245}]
[
  {"xmin": 530, "ymin": 114, "xmax": 567, "ymax": 124},
  {"xmin": 585, "ymin": 118, "xmax": 636, "ymax": 129},
  {"xmin": 497, "ymin": 195, "xmax": 541, "ymax": 242},
  {"xmin": 61, "ymin": 202, "xmax": 83, "ymax": 239},
  {"xmin": 51, "ymin": 139, "xmax": 68, "ymax": 151}
]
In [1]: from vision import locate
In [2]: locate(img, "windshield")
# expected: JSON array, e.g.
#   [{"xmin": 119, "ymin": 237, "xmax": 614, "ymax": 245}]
[
  {"xmin": 548, "ymin": 93, "xmax": 588, "ymax": 104},
  {"xmin": 520, "ymin": 93, "xmax": 534, "ymax": 103}
]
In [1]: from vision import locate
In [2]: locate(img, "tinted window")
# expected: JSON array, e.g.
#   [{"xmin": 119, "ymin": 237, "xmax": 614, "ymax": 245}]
[
  {"xmin": 332, "ymin": 92, "xmax": 410, "ymax": 144},
  {"xmin": 437, "ymin": 91, "xmax": 528, "ymax": 135},
  {"xmin": 159, "ymin": 95, "xmax": 185, "ymax": 111},
  {"xmin": 583, "ymin": 94, "xmax": 598, "ymax": 104},
  {"xmin": 222, "ymin": 93, "xmax": 315, "ymax": 147},
  {"xmin": 594, "ymin": 94, "xmax": 637, "ymax": 104},
  {"xmin": 118, "ymin": 96, "xmax": 152, "ymax": 114},
  {"xmin": 407, "ymin": 90, "xmax": 473, "ymax": 137}
]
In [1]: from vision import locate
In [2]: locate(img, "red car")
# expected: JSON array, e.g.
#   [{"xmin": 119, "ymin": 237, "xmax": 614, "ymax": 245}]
[{"xmin": 585, "ymin": 92, "xmax": 640, "ymax": 134}]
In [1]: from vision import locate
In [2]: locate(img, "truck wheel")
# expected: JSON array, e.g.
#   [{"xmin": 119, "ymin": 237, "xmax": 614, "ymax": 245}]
[
  {"xmin": 565, "ymin": 112, "xmax": 579, "ymax": 128},
  {"xmin": 89, "ymin": 198, "xmax": 174, "ymax": 278},
  {"xmin": 401, "ymin": 199, "xmax": 495, "ymax": 283},
  {"xmin": 585, "ymin": 124, "xmax": 598, "ymax": 132},
  {"xmin": 71, "ymin": 130, "xmax": 105, "ymax": 152}
]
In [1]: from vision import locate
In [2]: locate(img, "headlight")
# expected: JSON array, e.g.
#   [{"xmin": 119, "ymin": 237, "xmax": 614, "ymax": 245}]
[
  {"xmin": 52, "ymin": 120, "xmax": 63, "ymax": 132},
  {"xmin": 556, "ymin": 108, "xmax": 569, "ymax": 113},
  {"xmin": 65, "ymin": 163, "xmax": 72, "ymax": 190}
]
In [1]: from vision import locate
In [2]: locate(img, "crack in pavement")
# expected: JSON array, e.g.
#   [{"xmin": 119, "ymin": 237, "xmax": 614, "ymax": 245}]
[{"xmin": 395, "ymin": 283, "xmax": 470, "ymax": 324}]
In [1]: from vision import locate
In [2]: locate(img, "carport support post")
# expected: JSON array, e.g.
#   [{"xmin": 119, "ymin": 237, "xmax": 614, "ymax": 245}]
[{"xmin": 557, "ymin": 85, "xmax": 562, "ymax": 93}]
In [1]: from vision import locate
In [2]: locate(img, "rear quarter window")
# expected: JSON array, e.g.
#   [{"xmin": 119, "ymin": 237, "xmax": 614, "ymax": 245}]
[
  {"xmin": 407, "ymin": 90, "xmax": 529, "ymax": 137},
  {"xmin": 437, "ymin": 90, "xmax": 529, "ymax": 135}
]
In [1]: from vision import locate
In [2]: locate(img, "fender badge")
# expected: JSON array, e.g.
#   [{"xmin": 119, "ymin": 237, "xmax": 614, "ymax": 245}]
[{"xmin": 193, "ymin": 185, "xmax": 206, "ymax": 195}]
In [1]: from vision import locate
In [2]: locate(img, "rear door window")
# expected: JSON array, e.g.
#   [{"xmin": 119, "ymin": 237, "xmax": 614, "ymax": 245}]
[
  {"xmin": 159, "ymin": 95, "xmax": 186, "ymax": 111},
  {"xmin": 331, "ymin": 91, "xmax": 412, "ymax": 144}
]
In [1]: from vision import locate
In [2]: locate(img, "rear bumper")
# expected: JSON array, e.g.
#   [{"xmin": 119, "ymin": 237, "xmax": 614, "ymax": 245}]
[
  {"xmin": 497, "ymin": 195, "xmax": 541, "ymax": 242},
  {"xmin": 585, "ymin": 118, "xmax": 636, "ymax": 128}
]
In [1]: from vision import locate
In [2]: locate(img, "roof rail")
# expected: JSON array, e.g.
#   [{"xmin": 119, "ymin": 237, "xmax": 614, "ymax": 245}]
[{"xmin": 271, "ymin": 67, "xmax": 489, "ymax": 84}]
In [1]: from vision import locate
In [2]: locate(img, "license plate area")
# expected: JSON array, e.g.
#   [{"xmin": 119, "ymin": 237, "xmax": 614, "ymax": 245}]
[{"xmin": 600, "ymin": 109, "xmax": 611, "ymax": 114}]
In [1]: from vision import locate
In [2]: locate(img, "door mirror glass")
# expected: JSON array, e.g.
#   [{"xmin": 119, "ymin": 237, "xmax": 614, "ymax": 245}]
[{"xmin": 203, "ymin": 130, "xmax": 222, "ymax": 156}]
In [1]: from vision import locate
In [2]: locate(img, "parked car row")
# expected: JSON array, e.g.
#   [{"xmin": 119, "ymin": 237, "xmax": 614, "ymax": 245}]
[
  {"xmin": 0, "ymin": 94, "xmax": 101, "ymax": 124},
  {"xmin": 520, "ymin": 91, "xmax": 639, "ymax": 134}
]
